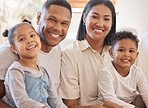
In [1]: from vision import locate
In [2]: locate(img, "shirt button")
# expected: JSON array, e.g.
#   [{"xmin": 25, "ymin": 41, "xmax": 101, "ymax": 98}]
[
  {"xmin": 40, "ymin": 76, "xmax": 43, "ymax": 79},
  {"xmin": 41, "ymin": 90, "xmax": 44, "ymax": 93}
]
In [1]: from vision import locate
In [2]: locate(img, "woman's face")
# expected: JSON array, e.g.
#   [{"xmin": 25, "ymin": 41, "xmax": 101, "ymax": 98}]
[{"xmin": 84, "ymin": 4, "xmax": 112, "ymax": 42}]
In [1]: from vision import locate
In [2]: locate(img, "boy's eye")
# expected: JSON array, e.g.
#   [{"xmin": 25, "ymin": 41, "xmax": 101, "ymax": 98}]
[
  {"xmin": 119, "ymin": 49, "xmax": 124, "ymax": 52},
  {"xmin": 129, "ymin": 50, "xmax": 134, "ymax": 53}
]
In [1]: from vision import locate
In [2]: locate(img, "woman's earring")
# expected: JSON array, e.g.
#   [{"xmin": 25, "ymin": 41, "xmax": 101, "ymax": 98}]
[{"xmin": 83, "ymin": 22, "xmax": 85, "ymax": 26}]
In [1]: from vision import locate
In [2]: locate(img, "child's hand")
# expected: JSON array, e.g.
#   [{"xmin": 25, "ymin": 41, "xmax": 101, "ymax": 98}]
[
  {"xmin": 42, "ymin": 107, "xmax": 47, "ymax": 108},
  {"xmin": 103, "ymin": 102, "xmax": 123, "ymax": 108}
]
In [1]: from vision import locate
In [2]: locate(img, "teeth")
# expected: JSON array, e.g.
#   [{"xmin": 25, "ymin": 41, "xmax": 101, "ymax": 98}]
[
  {"xmin": 28, "ymin": 45, "xmax": 35, "ymax": 50},
  {"xmin": 95, "ymin": 29, "xmax": 103, "ymax": 32},
  {"xmin": 50, "ymin": 33, "xmax": 59, "ymax": 38},
  {"xmin": 122, "ymin": 60, "xmax": 129, "ymax": 62}
]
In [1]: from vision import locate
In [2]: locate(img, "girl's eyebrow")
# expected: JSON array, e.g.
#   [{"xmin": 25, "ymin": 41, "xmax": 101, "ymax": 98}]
[
  {"xmin": 17, "ymin": 31, "xmax": 35, "ymax": 39},
  {"xmin": 17, "ymin": 35, "xmax": 24, "ymax": 39}
]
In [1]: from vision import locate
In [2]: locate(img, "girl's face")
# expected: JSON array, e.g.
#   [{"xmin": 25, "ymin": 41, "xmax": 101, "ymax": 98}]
[
  {"xmin": 109, "ymin": 39, "xmax": 139, "ymax": 71},
  {"xmin": 11, "ymin": 24, "xmax": 41, "ymax": 59},
  {"xmin": 84, "ymin": 4, "xmax": 112, "ymax": 42}
]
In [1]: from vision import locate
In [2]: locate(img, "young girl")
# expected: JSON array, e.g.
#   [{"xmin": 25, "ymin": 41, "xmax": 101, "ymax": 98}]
[
  {"xmin": 3, "ymin": 20, "xmax": 67, "ymax": 108},
  {"xmin": 98, "ymin": 31, "xmax": 148, "ymax": 108}
]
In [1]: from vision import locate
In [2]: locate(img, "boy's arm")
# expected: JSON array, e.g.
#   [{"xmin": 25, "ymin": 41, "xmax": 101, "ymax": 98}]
[
  {"xmin": 0, "ymin": 80, "xmax": 12, "ymax": 108},
  {"xmin": 98, "ymin": 69, "xmax": 135, "ymax": 108}
]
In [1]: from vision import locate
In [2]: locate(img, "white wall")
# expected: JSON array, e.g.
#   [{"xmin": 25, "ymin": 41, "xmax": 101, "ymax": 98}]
[{"xmin": 116, "ymin": 0, "xmax": 148, "ymax": 40}]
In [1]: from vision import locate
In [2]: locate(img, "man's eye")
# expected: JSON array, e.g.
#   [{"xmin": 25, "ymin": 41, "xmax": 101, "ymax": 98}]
[
  {"xmin": 62, "ymin": 22, "xmax": 69, "ymax": 26},
  {"xmin": 48, "ymin": 18, "xmax": 56, "ymax": 22}
]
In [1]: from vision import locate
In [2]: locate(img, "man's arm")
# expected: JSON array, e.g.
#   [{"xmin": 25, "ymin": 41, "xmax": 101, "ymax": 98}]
[{"xmin": 0, "ymin": 80, "xmax": 12, "ymax": 108}]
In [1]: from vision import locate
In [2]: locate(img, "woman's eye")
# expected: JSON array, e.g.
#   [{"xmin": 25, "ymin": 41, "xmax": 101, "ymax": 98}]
[
  {"xmin": 92, "ymin": 16, "xmax": 97, "ymax": 19},
  {"xmin": 104, "ymin": 18, "xmax": 110, "ymax": 21}
]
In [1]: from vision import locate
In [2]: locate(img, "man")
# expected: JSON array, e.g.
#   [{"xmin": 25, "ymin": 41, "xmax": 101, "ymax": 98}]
[{"xmin": 0, "ymin": 0, "xmax": 72, "ymax": 107}]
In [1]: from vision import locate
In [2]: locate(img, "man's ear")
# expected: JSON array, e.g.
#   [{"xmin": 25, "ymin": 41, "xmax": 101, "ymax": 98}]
[
  {"xmin": 37, "ymin": 12, "xmax": 41, "ymax": 25},
  {"xmin": 109, "ymin": 48, "xmax": 114, "ymax": 58},
  {"xmin": 10, "ymin": 45, "xmax": 17, "ymax": 54}
]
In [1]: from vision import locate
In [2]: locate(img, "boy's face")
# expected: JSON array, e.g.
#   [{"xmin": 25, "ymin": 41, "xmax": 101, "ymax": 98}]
[
  {"xmin": 11, "ymin": 24, "xmax": 41, "ymax": 59},
  {"xmin": 37, "ymin": 5, "xmax": 71, "ymax": 52},
  {"xmin": 109, "ymin": 39, "xmax": 139, "ymax": 70}
]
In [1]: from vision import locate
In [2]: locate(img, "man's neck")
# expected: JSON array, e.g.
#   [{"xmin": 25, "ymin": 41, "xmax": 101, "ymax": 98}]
[{"xmin": 41, "ymin": 41, "xmax": 53, "ymax": 53}]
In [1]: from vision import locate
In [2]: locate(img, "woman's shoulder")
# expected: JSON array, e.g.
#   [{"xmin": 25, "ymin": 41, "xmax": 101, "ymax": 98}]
[{"xmin": 64, "ymin": 40, "xmax": 82, "ymax": 53}]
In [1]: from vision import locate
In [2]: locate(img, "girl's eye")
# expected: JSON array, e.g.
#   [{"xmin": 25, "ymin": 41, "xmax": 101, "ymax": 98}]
[
  {"xmin": 20, "ymin": 38, "xmax": 25, "ymax": 41},
  {"xmin": 30, "ymin": 34, "xmax": 35, "ymax": 37}
]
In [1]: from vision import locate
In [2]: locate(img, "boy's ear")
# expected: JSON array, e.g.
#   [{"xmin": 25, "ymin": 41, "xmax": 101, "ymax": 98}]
[
  {"xmin": 109, "ymin": 48, "xmax": 114, "ymax": 58},
  {"xmin": 10, "ymin": 45, "xmax": 17, "ymax": 54},
  {"xmin": 136, "ymin": 52, "xmax": 139, "ymax": 58}
]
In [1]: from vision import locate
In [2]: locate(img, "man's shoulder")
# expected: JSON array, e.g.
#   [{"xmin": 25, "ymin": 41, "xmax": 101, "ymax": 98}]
[
  {"xmin": 0, "ymin": 41, "xmax": 10, "ymax": 49},
  {"xmin": 0, "ymin": 41, "xmax": 17, "ymax": 58}
]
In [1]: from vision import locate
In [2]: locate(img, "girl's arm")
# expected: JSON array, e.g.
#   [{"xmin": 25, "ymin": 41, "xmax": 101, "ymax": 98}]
[{"xmin": 46, "ymin": 71, "xmax": 67, "ymax": 108}]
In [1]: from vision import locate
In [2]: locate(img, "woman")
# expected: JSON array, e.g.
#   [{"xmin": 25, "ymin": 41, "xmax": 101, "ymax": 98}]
[{"xmin": 59, "ymin": 0, "xmax": 119, "ymax": 107}]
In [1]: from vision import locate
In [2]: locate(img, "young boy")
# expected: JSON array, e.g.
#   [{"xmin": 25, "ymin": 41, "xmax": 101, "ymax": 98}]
[{"xmin": 97, "ymin": 31, "xmax": 148, "ymax": 108}]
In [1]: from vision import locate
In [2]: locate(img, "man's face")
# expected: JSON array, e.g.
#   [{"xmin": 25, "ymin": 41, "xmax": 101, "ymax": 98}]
[{"xmin": 37, "ymin": 5, "xmax": 71, "ymax": 51}]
